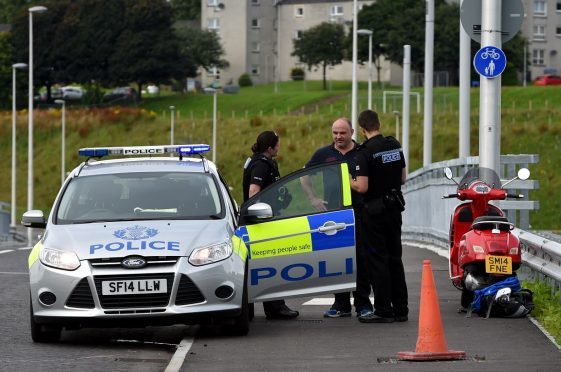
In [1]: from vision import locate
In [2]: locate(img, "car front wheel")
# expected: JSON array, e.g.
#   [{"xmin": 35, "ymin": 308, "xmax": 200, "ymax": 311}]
[{"xmin": 30, "ymin": 295, "xmax": 61, "ymax": 343}]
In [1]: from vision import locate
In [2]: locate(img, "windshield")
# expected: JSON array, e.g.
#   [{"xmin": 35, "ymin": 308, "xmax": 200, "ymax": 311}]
[
  {"xmin": 458, "ymin": 167, "xmax": 502, "ymax": 190},
  {"xmin": 56, "ymin": 172, "xmax": 223, "ymax": 224}
]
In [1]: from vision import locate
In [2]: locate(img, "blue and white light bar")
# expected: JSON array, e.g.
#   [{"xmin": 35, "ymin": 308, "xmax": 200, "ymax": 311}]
[{"xmin": 78, "ymin": 144, "xmax": 211, "ymax": 158}]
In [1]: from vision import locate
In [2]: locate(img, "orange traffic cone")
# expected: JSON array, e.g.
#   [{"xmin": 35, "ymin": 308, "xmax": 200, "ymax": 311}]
[{"xmin": 397, "ymin": 260, "xmax": 466, "ymax": 361}]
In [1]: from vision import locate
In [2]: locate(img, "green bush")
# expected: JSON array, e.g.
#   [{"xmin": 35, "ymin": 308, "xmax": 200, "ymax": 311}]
[
  {"xmin": 238, "ymin": 73, "xmax": 253, "ymax": 87},
  {"xmin": 502, "ymin": 62, "xmax": 519, "ymax": 86},
  {"xmin": 291, "ymin": 68, "xmax": 305, "ymax": 81}
]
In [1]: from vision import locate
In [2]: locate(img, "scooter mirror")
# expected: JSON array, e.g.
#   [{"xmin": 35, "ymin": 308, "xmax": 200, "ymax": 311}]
[
  {"xmin": 444, "ymin": 167, "xmax": 453, "ymax": 180},
  {"xmin": 518, "ymin": 168, "xmax": 530, "ymax": 181}
]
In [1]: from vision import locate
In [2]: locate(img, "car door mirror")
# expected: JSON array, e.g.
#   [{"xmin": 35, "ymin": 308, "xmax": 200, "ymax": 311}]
[
  {"xmin": 244, "ymin": 202, "xmax": 273, "ymax": 221},
  {"xmin": 22, "ymin": 210, "xmax": 47, "ymax": 229}
]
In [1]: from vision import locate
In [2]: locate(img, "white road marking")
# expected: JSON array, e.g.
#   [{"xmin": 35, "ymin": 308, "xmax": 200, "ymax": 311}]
[
  {"xmin": 18, "ymin": 247, "xmax": 32, "ymax": 250},
  {"xmin": 164, "ymin": 327, "xmax": 198, "ymax": 372},
  {"xmin": 0, "ymin": 250, "xmax": 14, "ymax": 255},
  {"xmin": 303, "ymin": 297, "xmax": 374, "ymax": 306}
]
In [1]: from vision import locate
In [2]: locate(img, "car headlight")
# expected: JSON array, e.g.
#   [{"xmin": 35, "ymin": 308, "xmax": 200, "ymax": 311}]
[
  {"xmin": 189, "ymin": 241, "xmax": 233, "ymax": 266},
  {"xmin": 40, "ymin": 247, "xmax": 81, "ymax": 271}
]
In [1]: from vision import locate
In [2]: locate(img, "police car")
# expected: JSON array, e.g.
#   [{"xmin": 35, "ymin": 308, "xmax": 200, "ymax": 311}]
[{"xmin": 23, "ymin": 144, "xmax": 356, "ymax": 342}]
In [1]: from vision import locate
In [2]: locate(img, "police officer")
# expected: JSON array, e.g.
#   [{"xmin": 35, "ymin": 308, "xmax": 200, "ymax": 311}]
[
  {"xmin": 350, "ymin": 110, "xmax": 408, "ymax": 323},
  {"xmin": 301, "ymin": 118, "xmax": 373, "ymax": 318},
  {"xmin": 243, "ymin": 130, "xmax": 299, "ymax": 319}
]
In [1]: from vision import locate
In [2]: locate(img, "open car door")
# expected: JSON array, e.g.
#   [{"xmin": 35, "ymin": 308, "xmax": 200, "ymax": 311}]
[{"xmin": 235, "ymin": 162, "xmax": 356, "ymax": 303}]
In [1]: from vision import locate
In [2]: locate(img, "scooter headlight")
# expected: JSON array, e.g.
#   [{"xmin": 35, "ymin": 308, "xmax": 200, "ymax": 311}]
[
  {"xmin": 473, "ymin": 245, "xmax": 485, "ymax": 253},
  {"xmin": 40, "ymin": 247, "xmax": 81, "ymax": 271}
]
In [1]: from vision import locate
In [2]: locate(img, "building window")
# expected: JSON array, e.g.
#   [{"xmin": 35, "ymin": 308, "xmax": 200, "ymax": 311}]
[
  {"xmin": 295, "ymin": 7, "xmax": 304, "ymax": 17},
  {"xmin": 295, "ymin": 30, "xmax": 303, "ymax": 39},
  {"xmin": 208, "ymin": 18, "xmax": 220, "ymax": 30},
  {"xmin": 252, "ymin": 0, "xmax": 260, "ymax": 5},
  {"xmin": 251, "ymin": 42, "xmax": 260, "ymax": 52},
  {"xmin": 534, "ymin": 1, "xmax": 546, "ymax": 15},
  {"xmin": 207, "ymin": 0, "xmax": 218, "ymax": 6},
  {"xmin": 556, "ymin": 26, "xmax": 561, "ymax": 36},
  {"xmin": 251, "ymin": 18, "xmax": 261, "ymax": 28},
  {"xmin": 251, "ymin": 66, "xmax": 260, "ymax": 76},
  {"xmin": 557, "ymin": 2, "xmax": 561, "ymax": 12},
  {"xmin": 533, "ymin": 49, "xmax": 545, "ymax": 65},
  {"xmin": 331, "ymin": 5, "xmax": 344, "ymax": 16},
  {"xmin": 533, "ymin": 24, "xmax": 546, "ymax": 40}
]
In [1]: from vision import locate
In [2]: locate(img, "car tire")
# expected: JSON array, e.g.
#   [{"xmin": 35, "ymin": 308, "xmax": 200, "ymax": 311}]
[
  {"xmin": 30, "ymin": 295, "xmax": 61, "ymax": 343},
  {"xmin": 224, "ymin": 264, "xmax": 250, "ymax": 336}
]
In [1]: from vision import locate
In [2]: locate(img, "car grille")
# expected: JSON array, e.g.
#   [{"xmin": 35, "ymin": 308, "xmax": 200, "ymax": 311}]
[
  {"xmin": 66, "ymin": 278, "xmax": 95, "ymax": 309},
  {"xmin": 94, "ymin": 273, "xmax": 175, "ymax": 309},
  {"xmin": 175, "ymin": 274, "xmax": 205, "ymax": 305},
  {"xmin": 89, "ymin": 256, "xmax": 180, "ymax": 268}
]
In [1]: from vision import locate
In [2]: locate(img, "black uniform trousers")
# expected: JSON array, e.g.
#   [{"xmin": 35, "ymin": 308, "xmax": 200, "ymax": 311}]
[
  {"xmin": 361, "ymin": 206, "xmax": 408, "ymax": 318},
  {"xmin": 332, "ymin": 207, "xmax": 373, "ymax": 312}
]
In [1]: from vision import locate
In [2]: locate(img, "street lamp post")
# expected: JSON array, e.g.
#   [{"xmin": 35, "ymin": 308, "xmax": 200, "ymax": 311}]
[
  {"xmin": 357, "ymin": 29, "xmax": 373, "ymax": 110},
  {"xmin": 169, "ymin": 106, "xmax": 175, "ymax": 145},
  {"xmin": 28, "ymin": 5, "xmax": 47, "ymax": 246},
  {"xmin": 11, "ymin": 63, "xmax": 27, "ymax": 231},
  {"xmin": 351, "ymin": 0, "xmax": 358, "ymax": 140},
  {"xmin": 392, "ymin": 110, "xmax": 401, "ymax": 142},
  {"xmin": 54, "ymin": 99, "xmax": 65, "ymax": 185}
]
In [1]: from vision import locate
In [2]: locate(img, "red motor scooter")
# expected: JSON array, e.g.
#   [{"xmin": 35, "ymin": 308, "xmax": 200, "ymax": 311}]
[{"xmin": 443, "ymin": 166, "xmax": 530, "ymax": 308}]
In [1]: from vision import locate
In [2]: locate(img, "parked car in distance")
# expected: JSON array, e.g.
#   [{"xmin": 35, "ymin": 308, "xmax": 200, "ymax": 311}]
[
  {"xmin": 103, "ymin": 87, "xmax": 138, "ymax": 102},
  {"xmin": 61, "ymin": 86, "xmax": 84, "ymax": 100},
  {"xmin": 146, "ymin": 85, "xmax": 159, "ymax": 94},
  {"xmin": 533, "ymin": 75, "xmax": 561, "ymax": 86}
]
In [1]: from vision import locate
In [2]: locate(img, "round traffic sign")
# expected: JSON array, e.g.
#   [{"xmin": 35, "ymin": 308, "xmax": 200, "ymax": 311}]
[
  {"xmin": 473, "ymin": 46, "xmax": 507, "ymax": 79},
  {"xmin": 460, "ymin": 0, "xmax": 524, "ymax": 43}
]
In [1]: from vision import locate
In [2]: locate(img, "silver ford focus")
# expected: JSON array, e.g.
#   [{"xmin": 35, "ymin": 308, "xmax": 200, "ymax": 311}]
[{"xmin": 24, "ymin": 144, "xmax": 357, "ymax": 342}]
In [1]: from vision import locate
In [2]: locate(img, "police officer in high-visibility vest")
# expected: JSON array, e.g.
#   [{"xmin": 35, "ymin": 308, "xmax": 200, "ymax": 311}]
[
  {"xmin": 243, "ymin": 130, "xmax": 299, "ymax": 319},
  {"xmin": 350, "ymin": 110, "xmax": 409, "ymax": 323}
]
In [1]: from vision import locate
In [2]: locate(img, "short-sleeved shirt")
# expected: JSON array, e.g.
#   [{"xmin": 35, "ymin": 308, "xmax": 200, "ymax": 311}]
[
  {"xmin": 305, "ymin": 142, "xmax": 363, "ymax": 208},
  {"xmin": 356, "ymin": 134, "xmax": 405, "ymax": 202},
  {"xmin": 242, "ymin": 154, "xmax": 280, "ymax": 202}
]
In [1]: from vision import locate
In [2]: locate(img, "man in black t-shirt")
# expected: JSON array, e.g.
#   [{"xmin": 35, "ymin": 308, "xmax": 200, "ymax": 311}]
[
  {"xmin": 243, "ymin": 130, "xmax": 299, "ymax": 320},
  {"xmin": 302, "ymin": 118, "xmax": 373, "ymax": 318},
  {"xmin": 350, "ymin": 110, "xmax": 409, "ymax": 324}
]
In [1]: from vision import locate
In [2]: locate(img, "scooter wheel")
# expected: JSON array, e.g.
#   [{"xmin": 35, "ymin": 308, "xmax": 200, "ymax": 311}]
[{"xmin": 461, "ymin": 288, "xmax": 474, "ymax": 309}]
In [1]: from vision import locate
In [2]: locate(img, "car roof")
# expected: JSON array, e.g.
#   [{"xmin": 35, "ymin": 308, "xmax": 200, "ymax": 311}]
[{"xmin": 77, "ymin": 157, "xmax": 214, "ymax": 177}]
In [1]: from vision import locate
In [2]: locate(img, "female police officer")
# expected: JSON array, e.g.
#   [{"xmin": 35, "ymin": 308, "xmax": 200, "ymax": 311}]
[{"xmin": 242, "ymin": 130, "xmax": 299, "ymax": 319}]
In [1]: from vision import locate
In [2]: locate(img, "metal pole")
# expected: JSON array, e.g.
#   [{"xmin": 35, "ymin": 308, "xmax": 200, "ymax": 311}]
[
  {"xmin": 368, "ymin": 34, "xmax": 372, "ymax": 110},
  {"xmin": 402, "ymin": 45, "xmax": 411, "ymax": 175},
  {"xmin": 523, "ymin": 42, "xmax": 527, "ymax": 87},
  {"xmin": 479, "ymin": 0, "xmax": 502, "ymax": 172},
  {"xmin": 27, "ymin": 10, "xmax": 34, "ymax": 246},
  {"xmin": 60, "ymin": 101, "xmax": 65, "ymax": 185},
  {"xmin": 459, "ymin": 0, "xmax": 471, "ymax": 158},
  {"xmin": 169, "ymin": 106, "xmax": 175, "ymax": 145},
  {"xmin": 11, "ymin": 67, "xmax": 17, "ymax": 229},
  {"xmin": 275, "ymin": 3, "xmax": 280, "ymax": 93},
  {"xmin": 212, "ymin": 90, "xmax": 217, "ymax": 163},
  {"xmin": 423, "ymin": 0, "xmax": 434, "ymax": 166},
  {"xmin": 351, "ymin": 0, "xmax": 358, "ymax": 140}
]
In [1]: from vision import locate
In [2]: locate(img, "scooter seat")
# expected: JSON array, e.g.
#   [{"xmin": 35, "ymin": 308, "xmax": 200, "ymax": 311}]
[{"xmin": 471, "ymin": 216, "xmax": 512, "ymax": 231}]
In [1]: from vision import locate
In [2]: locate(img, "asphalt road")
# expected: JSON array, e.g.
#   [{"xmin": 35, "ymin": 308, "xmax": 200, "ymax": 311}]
[{"xmin": 1, "ymin": 242, "xmax": 560, "ymax": 372}]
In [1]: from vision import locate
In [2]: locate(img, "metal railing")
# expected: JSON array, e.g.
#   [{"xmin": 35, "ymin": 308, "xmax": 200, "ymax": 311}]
[{"xmin": 401, "ymin": 155, "xmax": 561, "ymax": 299}]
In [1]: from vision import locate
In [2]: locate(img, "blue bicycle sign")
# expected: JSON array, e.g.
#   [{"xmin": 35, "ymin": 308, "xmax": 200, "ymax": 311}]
[{"xmin": 473, "ymin": 46, "xmax": 507, "ymax": 79}]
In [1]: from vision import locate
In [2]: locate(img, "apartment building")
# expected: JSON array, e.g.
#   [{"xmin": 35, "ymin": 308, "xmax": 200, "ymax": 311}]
[{"xmin": 201, "ymin": 0, "xmax": 561, "ymax": 87}]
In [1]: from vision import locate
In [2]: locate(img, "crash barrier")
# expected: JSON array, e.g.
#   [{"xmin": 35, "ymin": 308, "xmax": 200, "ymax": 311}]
[{"xmin": 401, "ymin": 155, "xmax": 561, "ymax": 300}]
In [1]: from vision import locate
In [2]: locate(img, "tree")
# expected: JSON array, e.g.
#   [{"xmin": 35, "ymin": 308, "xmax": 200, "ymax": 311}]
[
  {"xmin": 108, "ymin": 0, "xmax": 189, "ymax": 99},
  {"xmin": 0, "ymin": 32, "xmax": 15, "ymax": 109},
  {"xmin": 11, "ymin": 0, "xmax": 70, "ymax": 102},
  {"xmin": 358, "ymin": 0, "xmax": 460, "ymax": 83},
  {"xmin": 0, "ymin": 0, "xmax": 29, "ymax": 23},
  {"xmin": 292, "ymin": 22, "xmax": 346, "ymax": 90},
  {"xmin": 177, "ymin": 28, "xmax": 229, "ymax": 73},
  {"xmin": 169, "ymin": 0, "xmax": 201, "ymax": 21}
]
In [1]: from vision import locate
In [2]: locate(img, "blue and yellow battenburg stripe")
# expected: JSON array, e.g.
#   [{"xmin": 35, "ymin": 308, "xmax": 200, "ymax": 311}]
[
  {"xmin": 231, "ymin": 234, "xmax": 248, "ymax": 262},
  {"xmin": 236, "ymin": 209, "xmax": 354, "ymax": 259}
]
